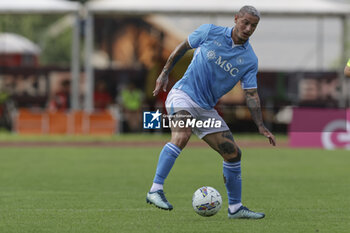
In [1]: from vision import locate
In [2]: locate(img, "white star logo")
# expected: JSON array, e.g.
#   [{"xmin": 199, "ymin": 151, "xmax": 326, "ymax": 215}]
[{"xmin": 151, "ymin": 110, "xmax": 162, "ymax": 122}]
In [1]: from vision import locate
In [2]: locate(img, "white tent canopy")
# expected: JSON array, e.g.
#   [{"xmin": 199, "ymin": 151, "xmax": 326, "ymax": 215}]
[
  {"xmin": 87, "ymin": 0, "xmax": 350, "ymax": 17},
  {"xmin": 0, "ymin": 0, "xmax": 81, "ymax": 110},
  {"xmin": 84, "ymin": 0, "xmax": 350, "ymax": 110},
  {"xmin": 0, "ymin": 33, "xmax": 41, "ymax": 54},
  {"xmin": 0, "ymin": 0, "xmax": 80, "ymax": 14}
]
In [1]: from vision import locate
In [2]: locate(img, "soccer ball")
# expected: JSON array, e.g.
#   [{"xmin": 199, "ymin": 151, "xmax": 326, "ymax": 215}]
[{"xmin": 192, "ymin": 186, "xmax": 222, "ymax": 217}]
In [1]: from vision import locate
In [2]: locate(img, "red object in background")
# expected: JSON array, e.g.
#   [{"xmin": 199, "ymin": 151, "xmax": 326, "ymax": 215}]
[
  {"xmin": 94, "ymin": 91, "xmax": 112, "ymax": 110},
  {"xmin": 156, "ymin": 89, "xmax": 168, "ymax": 113},
  {"xmin": 0, "ymin": 53, "xmax": 38, "ymax": 67}
]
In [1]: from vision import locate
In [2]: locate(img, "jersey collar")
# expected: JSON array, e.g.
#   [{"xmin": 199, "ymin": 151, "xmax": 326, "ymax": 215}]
[{"xmin": 227, "ymin": 27, "xmax": 249, "ymax": 49}]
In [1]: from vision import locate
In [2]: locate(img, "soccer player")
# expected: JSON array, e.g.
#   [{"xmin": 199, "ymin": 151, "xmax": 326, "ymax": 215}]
[
  {"xmin": 146, "ymin": 5, "xmax": 276, "ymax": 219},
  {"xmin": 344, "ymin": 58, "xmax": 350, "ymax": 78}
]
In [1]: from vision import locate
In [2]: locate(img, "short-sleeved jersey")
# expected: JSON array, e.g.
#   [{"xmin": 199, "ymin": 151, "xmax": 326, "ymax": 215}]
[{"xmin": 172, "ymin": 24, "xmax": 258, "ymax": 109}]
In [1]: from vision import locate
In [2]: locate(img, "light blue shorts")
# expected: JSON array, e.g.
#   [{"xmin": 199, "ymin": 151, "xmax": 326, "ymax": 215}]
[{"xmin": 165, "ymin": 88, "xmax": 229, "ymax": 139}]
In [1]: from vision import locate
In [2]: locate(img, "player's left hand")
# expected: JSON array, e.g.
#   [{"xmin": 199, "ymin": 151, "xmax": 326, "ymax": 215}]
[{"xmin": 258, "ymin": 126, "xmax": 276, "ymax": 146}]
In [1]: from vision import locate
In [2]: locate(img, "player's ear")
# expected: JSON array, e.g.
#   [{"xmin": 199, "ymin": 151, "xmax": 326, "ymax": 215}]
[{"xmin": 234, "ymin": 14, "xmax": 239, "ymax": 24}]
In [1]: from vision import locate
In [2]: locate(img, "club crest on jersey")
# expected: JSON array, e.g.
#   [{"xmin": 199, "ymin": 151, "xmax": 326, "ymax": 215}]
[
  {"xmin": 207, "ymin": 50, "xmax": 216, "ymax": 60},
  {"xmin": 236, "ymin": 57, "xmax": 244, "ymax": 65}
]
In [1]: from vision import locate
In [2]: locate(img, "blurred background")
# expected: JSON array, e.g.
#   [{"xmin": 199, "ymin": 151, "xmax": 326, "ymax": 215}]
[{"xmin": 0, "ymin": 0, "xmax": 349, "ymax": 148}]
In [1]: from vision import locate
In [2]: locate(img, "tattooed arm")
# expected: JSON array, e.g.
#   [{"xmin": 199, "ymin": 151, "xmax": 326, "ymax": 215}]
[
  {"xmin": 244, "ymin": 88, "xmax": 276, "ymax": 146},
  {"xmin": 153, "ymin": 40, "xmax": 192, "ymax": 96}
]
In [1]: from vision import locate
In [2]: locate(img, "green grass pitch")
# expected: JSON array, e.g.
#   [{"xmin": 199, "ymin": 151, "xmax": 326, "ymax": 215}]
[{"xmin": 0, "ymin": 145, "xmax": 349, "ymax": 233}]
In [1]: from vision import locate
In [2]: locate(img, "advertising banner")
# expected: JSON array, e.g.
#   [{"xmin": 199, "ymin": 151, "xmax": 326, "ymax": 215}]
[{"xmin": 289, "ymin": 108, "xmax": 350, "ymax": 149}]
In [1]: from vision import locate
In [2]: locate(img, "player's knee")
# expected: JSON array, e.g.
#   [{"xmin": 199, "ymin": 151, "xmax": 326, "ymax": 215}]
[
  {"xmin": 171, "ymin": 130, "xmax": 192, "ymax": 149},
  {"xmin": 227, "ymin": 147, "xmax": 242, "ymax": 163}
]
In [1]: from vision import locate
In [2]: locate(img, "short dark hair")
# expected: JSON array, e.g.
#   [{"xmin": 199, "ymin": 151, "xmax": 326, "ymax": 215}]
[{"xmin": 238, "ymin": 5, "xmax": 260, "ymax": 19}]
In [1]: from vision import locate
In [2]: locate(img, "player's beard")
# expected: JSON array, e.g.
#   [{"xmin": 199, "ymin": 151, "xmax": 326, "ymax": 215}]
[
  {"xmin": 233, "ymin": 29, "xmax": 249, "ymax": 44},
  {"xmin": 237, "ymin": 33, "xmax": 249, "ymax": 44}
]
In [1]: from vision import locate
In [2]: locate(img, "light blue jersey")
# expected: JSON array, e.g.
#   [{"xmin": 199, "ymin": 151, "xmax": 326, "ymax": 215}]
[{"xmin": 172, "ymin": 24, "xmax": 258, "ymax": 110}]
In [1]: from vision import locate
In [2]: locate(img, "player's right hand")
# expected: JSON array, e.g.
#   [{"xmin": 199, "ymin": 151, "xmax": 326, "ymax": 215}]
[
  {"xmin": 258, "ymin": 126, "xmax": 276, "ymax": 146},
  {"xmin": 153, "ymin": 74, "xmax": 169, "ymax": 96}
]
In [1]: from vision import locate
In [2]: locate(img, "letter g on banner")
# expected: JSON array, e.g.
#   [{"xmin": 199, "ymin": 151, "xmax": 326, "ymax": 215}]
[{"xmin": 321, "ymin": 120, "xmax": 350, "ymax": 149}]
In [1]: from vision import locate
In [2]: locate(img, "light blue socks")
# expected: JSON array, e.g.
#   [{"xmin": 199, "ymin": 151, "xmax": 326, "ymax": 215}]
[
  {"xmin": 223, "ymin": 161, "xmax": 242, "ymax": 205},
  {"xmin": 153, "ymin": 142, "xmax": 181, "ymax": 185}
]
